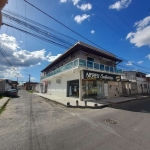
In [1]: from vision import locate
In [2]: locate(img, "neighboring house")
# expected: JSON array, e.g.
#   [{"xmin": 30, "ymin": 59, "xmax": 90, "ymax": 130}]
[
  {"xmin": 11, "ymin": 81, "xmax": 19, "ymax": 89},
  {"xmin": 40, "ymin": 41, "xmax": 123, "ymax": 100},
  {"xmin": 0, "ymin": 79, "xmax": 12, "ymax": 94},
  {"xmin": 121, "ymin": 71, "xmax": 148, "ymax": 95},
  {"xmin": 146, "ymin": 77, "xmax": 150, "ymax": 93},
  {"xmin": 17, "ymin": 85, "xmax": 23, "ymax": 90},
  {"xmin": 34, "ymin": 83, "xmax": 43, "ymax": 93},
  {"xmin": 23, "ymin": 82, "xmax": 39, "ymax": 90}
]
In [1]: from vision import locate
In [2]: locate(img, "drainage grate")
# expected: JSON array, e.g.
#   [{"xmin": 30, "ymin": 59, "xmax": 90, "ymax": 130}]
[{"xmin": 105, "ymin": 119, "xmax": 119, "ymax": 124}]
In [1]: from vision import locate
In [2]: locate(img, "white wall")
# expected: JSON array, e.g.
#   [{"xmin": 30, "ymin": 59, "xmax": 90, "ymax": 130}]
[
  {"xmin": 136, "ymin": 77, "xmax": 148, "ymax": 93},
  {"xmin": 104, "ymin": 83, "xmax": 108, "ymax": 97},
  {"xmin": 0, "ymin": 80, "xmax": 6, "ymax": 94},
  {"xmin": 5, "ymin": 83, "xmax": 11, "ymax": 91},
  {"xmin": 47, "ymin": 70, "xmax": 80, "ymax": 97}
]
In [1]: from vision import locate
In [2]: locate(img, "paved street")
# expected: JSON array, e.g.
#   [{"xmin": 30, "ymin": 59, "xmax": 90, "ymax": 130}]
[{"xmin": 0, "ymin": 90, "xmax": 150, "ymax": 150}]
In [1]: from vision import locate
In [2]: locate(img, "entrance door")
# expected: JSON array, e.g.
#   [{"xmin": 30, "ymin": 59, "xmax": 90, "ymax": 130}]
[{"xmin": 67, "ymin": 80, "xmax": 79, "ymax": 97}]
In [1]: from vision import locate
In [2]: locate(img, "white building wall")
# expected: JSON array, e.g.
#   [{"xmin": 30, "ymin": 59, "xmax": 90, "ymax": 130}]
[
  {"xmin": 5, "ymin": 83, "xmax": 12, "ymax": 91},
  {"xmin": 136, "ymin": 77, "xmax": 148, "ymax": 93},
  {"xmin": 47, "ymin": 71, "xmax": 80, "ymax": 98},
  {"xmin": 104, "ymin": 83, "xmax": 108, "ymax": 97}
]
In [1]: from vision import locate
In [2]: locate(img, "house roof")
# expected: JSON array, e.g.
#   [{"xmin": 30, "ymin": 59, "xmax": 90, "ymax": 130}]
[
  {"xmin": 11, "ymin": 81, "xmax": 19, "ymax": 85},
  {"xmin": 123, "ymin": 71, "xmax": 147, "ymax": 75},
  {"xmin": 24, "ymin": 82, "xmax": 39, "ymax": 85},
  {"xmin": 41, "ymin": 41, "xmax": 122, "ymax": 72}
]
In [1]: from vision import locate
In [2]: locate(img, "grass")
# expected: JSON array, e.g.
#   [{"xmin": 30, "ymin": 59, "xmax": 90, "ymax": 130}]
[
  {"xmin": 0, "ymin": 94, "xmax": 5, "ymax": 100},
  {"xmin": 0, "ymin": 99, "xmax": 10, "ymax": 115},
  {"xmin": 27, "ymin": 90, "xmax": 34, "ymax": 93}
]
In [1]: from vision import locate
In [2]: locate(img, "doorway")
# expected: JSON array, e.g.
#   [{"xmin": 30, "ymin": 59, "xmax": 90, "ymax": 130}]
[{"xmin": 67, "ymin": 80, "xmax": 79, "ymax": 97}]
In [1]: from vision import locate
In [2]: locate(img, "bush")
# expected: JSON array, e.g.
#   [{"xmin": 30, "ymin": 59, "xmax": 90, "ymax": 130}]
[{"xmin": 0, "ymin": 94, "xmax": 4, "ymax": 99}]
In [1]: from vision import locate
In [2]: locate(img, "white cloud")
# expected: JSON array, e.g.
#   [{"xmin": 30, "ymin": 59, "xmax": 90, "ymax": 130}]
[
  {"xmin": 77, "ymin": 3, "xmax": 92, "ymax": 11},
  {"xmin": 109, "ymin": 0, "xmax": 132, "ymax": 11},
  {"xmin": 46, "ymin": 53, "xmax": 61, "ymax": 62},
  {"xmin": 137, "ymin": 61, "xmax": 143, "ymax": 64},
  {"xmin": 126, "ymin": 61, "xmax": 134, "ymax": 66},
  {"xmin": 146, "ymin": 54, "xmax": 150, "ymax": 60},
  {"xmin": 146, "ymin": 74, "xmax": 150, "ymax": 77},
  {"xmin": 91, "ymin": 30, "xmax": 95, "ymax": 34},
  {"xmin": 126, "ymin": 16, "xmax": 150, "ymax": 47},
  {"xmin": 31, "ymin": 77, "xmax": 36, "ymax": 81},
  {"xmin": 72, "ymin": 0, "xmax": 80, "ymax": 6},
  {"xmin": 60, "ymin": 0, "xmax": 67, "ymax": 3},
  {"xmin": 74, "ymin": 14, "xmax": 90, "ymax": 24},
  {"xmin": 0, "ymin": 67, "xmax": 23, "ymax": 78},
  {"xmin": 0, "ymin": 34, "xmax": 61, "ymax": 79}
]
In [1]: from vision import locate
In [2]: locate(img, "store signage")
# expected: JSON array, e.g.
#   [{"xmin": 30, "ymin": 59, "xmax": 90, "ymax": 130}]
[{"xmin": 83, "ymin": 70, "xmax": 121, "ymax": 81}]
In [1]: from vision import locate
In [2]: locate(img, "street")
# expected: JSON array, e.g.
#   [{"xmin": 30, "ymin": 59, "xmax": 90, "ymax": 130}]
[{"xmin": 0, "ymin": 90, "xmax": 150, "ymax": 150}]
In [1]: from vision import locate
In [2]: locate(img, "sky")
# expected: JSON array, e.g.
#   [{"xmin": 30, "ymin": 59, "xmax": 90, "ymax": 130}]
[{"xmin": 0, "ymin": 0, "xmax": 150, "ymax": 83}]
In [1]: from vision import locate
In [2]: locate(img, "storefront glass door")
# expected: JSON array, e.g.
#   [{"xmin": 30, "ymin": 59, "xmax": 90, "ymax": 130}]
[
  {"xmin": 82, "ymin": 80, "xmax": 104, "ymax": 99},
  {"xmin": 67, "ymin": 80, "xmax": 79, "ymax": 97}
]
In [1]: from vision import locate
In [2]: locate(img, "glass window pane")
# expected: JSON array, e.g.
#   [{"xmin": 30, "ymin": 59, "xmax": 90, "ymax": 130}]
[
  {"xmin": 79, "ymin": 59, "xmax": 86, "ymax": 67},
  {"xmin": 110, "ymin": 67, "xmax": 113, "ymax": 72},
  {"xmin": 74, "ymin": 59, "xmax": 78, "ymax": 66},
  {"xmin": 87, "ymin": 57, "xmax": 94, "ymax": 62},
  {"xmin": 87, "ymin": 61, "xmax": 93, "ymax": 68},
  {"xmin": 94, "ymin": 63, "xmax": 99, "ymax": 69},
  {"xmin": 100, "ymin": 64, "xmax": 104, "ymax": 70},
  {"xmin": 114, "ymin": 68, "xmax": 117, "ymax": 73},
  {"xmin": 105, "ymin": 66, "xmax": 109, "ymax": 71}
]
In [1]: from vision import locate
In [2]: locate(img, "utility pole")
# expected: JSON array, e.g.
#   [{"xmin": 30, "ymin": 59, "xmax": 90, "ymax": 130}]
[
  {"xmin": 26, "ymin": 74, "xmax": 31, "ymax": 83},
  {"xmin": 26, "ymin": 74, "xmax": 31, "ymax": 90}
]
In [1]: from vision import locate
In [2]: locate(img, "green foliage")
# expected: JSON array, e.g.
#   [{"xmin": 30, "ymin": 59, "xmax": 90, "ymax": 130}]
[
  {"xmin": 0, "ymin": 94, "xmax": 4, "ymax": 100},
  {"xmin": 27, "ymin": 90, "xmax": 34, "ymax": 93}
]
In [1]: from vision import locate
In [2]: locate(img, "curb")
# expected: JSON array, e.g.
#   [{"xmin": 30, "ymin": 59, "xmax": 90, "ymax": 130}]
[
  {"xmin": 109, "ymin": 96, "xmax": 150, "ymax": 106},
  {"xmin": 0, "ymin": 98, "xmax": 10, "ymax": 113},
  {"xmin": 39, "ymin": 96, "xmax": 66, "ymax": 107},
  {"xmin": 39, "ymin": 95, "xmax": 109, "ymax": 109}
]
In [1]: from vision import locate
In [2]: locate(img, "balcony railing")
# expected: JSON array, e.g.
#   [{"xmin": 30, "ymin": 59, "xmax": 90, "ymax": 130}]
[{"xmin": 41, "ymin": 58, "xmax": 123, "ymax": 80}]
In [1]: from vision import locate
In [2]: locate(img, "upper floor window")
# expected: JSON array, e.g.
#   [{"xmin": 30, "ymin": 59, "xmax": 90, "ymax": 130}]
[
  {"xmin": 87, "ymin": 57, "xmax": 94, "ymax": 62},
  {"xmin": 136, "ymin": 73, "xmax": 140, "ymax": 77}
]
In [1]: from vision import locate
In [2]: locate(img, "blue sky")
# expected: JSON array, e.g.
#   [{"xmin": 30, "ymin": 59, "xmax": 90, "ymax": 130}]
[{"xmin": 0, "ymin": 0, "xmax": 150, "ymax": 83}]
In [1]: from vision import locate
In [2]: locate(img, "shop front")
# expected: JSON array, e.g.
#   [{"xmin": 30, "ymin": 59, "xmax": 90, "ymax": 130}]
[{"xmin": 82, "ymin": 70, "xmax": 121, "ymax": 99}]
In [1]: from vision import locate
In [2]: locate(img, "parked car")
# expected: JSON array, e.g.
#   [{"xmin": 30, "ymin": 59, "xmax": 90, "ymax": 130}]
[{"xmin": 5, "ymin": 89, "xmax": 18, "ymax": 97}]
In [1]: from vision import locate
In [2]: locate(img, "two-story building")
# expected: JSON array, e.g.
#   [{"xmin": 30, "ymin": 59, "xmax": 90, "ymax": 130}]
[
  {"xmin": 146, "ymin": 77, "xmax": 150, "ymax": 93},
  {"xmin": 121, "ymin": 71, "xmax": 148, "ymax": 95},
  {"xmin": 40, "ymin": 41, "xmax": 123, "ymax": 101}
]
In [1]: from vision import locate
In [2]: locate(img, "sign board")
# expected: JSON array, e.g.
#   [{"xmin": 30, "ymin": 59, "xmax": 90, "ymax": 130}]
[{"xmin": 83, "ymin": 70, "xmax": 121, "ymax": 81}]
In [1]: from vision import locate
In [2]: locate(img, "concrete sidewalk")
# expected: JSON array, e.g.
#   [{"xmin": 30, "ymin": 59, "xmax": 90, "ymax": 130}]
[
  {"xmin": 0, "ymin": 97, "xmax": 10, "ymax": 111},
  {"xmin": 34, "ymin": 93, "xmax": 149, "ymax": 108}
]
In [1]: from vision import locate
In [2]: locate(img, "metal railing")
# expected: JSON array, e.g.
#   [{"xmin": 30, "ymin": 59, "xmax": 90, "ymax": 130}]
[{"xmin": 41, "ymin": 58, "xmax": 123, "ymax": 80}]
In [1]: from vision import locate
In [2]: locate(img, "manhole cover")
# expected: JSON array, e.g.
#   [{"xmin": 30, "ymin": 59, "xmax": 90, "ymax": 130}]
[{"xmin": 105, "ymin": 119, "xmax": 119, "ymax": 124}]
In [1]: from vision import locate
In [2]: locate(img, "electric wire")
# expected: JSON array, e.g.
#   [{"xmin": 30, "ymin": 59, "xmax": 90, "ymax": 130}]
[{"xmin": 23, "ymin": 0, "xmax": 150, "ymax": 71}]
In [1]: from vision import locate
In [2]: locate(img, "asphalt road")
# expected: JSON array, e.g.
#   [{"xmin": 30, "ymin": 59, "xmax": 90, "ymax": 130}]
[{"xmin": 0, "ymin": 90, "xmax": 150, "ymax": 150}]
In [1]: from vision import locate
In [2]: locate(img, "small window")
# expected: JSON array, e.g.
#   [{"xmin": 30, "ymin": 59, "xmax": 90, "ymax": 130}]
[{"xmin": 87, "ymin": 57, "xmax": 94, "ymax": 62}]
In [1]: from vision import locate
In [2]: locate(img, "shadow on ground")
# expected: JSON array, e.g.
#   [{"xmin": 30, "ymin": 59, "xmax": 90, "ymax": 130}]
[{"xmin": 109, "ymin": 98, "xmax": 150, "ymax": 114}]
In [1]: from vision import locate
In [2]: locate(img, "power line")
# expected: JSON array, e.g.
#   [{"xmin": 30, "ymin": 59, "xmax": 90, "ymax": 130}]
[
  {"xmin": 2, "ymin": 23, "xmax": 72, "ymax": 49},
  {"xmin": 2, "ymin": 13, "xmax": 77, "ymax": 46},
  {"xmin": 102, "ymin": 0, "xmax": 133, "ymax": 31},
  {"xmin": 90, "ymin": 0, "xmax": 127, "ymax": 34},
  {"xmin": 23, "ymin": 0, "xmax": 150, "ymax": 71},
  {"xmin": 94, "ymin": 13, "xmax": 123, "ymax": 37},
  {"xmin": 0, "ymin": 46, "xmax": 21, "ymax": 77},
  {"xmin": 3, "ymin": 9, "xmax": 77, "ymax": 42}
]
